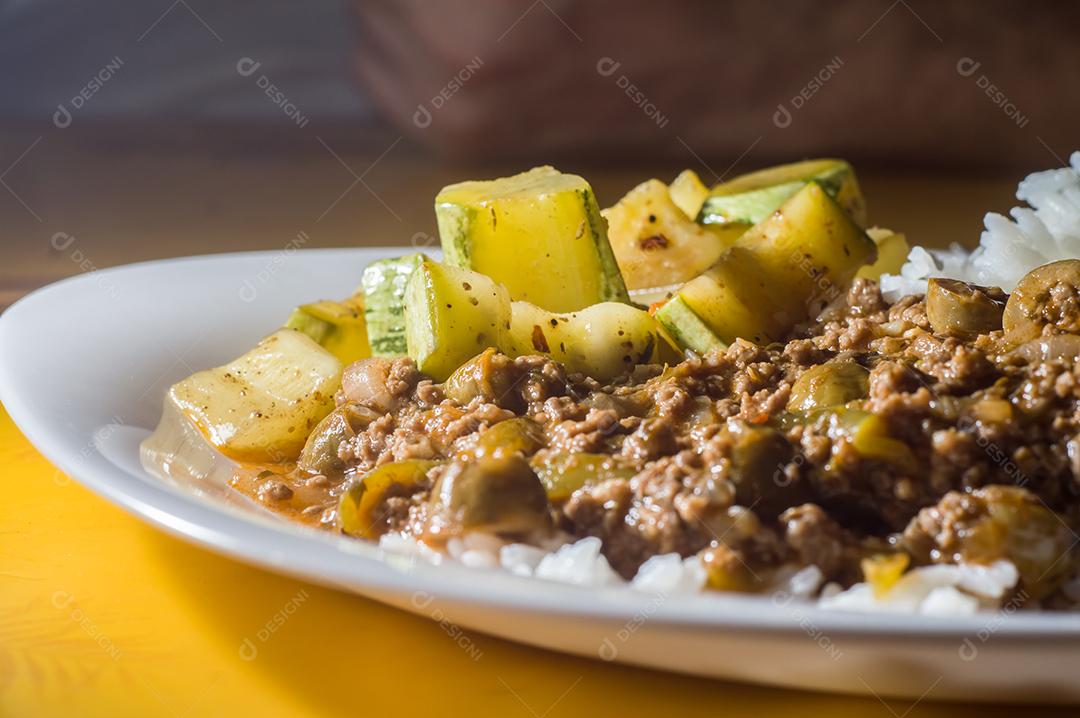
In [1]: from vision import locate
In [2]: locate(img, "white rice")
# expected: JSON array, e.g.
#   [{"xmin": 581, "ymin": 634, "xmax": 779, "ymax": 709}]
[
  {"xmin": 498, "ymin": 542, "xmax": 549, "ymax": 577},
  {"xmin": 919, "ymin": 586, "xmax": 981, "ymax": 616},
  {"xmin": 783, "ymin": 564, "xmax": 826, "ymax": 599},
  {"xmin": 533, "ymin": 537, "xmax": 624, "ymax": 587},
  {"xmin": 630, "ymin": 552, "xmax": 708, "ymax": 594},
  {"xmin": 880, "ymin": 151, "xmax": 1080, "ymax": 301},
  {"xmin": 446, "ymin": 532, "xmax": 505, "ymax": 569},
  {"xmin": 379, "ymin": 532, "xmax": 1022, "ymax": 615},
  {"xmin": 819, "ymin": 560, "xmax": 1018, "ymax": 615}
]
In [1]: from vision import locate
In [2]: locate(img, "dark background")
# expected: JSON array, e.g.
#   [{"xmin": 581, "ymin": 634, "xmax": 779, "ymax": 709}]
[{"xmin": 2, "ymin": 0, "xmax": 1075, "ymax": 307}]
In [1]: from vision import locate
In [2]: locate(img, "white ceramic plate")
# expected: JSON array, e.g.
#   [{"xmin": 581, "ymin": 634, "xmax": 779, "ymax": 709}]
[{"xmin": 3, "ymin": 248, "xmax": 1080, "ymax": 704}]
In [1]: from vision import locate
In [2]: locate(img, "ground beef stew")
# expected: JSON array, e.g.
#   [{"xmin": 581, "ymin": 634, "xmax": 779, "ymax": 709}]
[{"xmin": 235, "ymin": 276, "xmax": 1080, "ymax": 607}]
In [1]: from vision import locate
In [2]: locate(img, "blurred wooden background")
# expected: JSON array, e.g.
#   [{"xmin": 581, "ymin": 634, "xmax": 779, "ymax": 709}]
[{"xmin": 1, "ymin": 124, "xmax": 1019, "ymax": 310}]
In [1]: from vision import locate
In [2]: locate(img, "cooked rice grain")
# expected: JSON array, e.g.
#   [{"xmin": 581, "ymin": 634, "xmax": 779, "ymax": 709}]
[{"xmin": 881, "ymin": 151, "xmax": 1080, "ymax": 300}]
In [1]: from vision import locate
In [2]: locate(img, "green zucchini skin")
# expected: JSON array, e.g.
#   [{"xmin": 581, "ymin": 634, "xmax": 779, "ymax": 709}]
[
  {"xmin": 697, "ymin": 159, "xmax": 865, "ymax": 227},
  {"xmin": 404, "ymin": 259, "xmax": 509, "ymax": 382},
  {"xmin": 654, "ymin": 295, "xmax": 727, "ymax": 356},
  {"xmin": 361, "ymin": 253, "xmax": 428, "ymax": 356},
  {"xmin": 579, "ymin": 187, "xmax": 632, "ymax": 305},
  {"xmin": 434, "ymin": 203, "xmax": 472, "ymax": 270}
]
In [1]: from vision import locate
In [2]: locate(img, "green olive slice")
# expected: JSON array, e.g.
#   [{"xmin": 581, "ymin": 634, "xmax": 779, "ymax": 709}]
[
  {"xmin": 926, "ymin": 278, "xmax": 1006, "ymax": 338},
  {"xmin": 1003, "ymin": 259, "xmax": 1080, "ymax": 344},
  {"xmin": 787, "ymin": 360, "xmax": 870, "ymax": 413},
  {"xmin": 431, "ymin": 456, "xmax": 550, "ymax": 535},
  {"xmin": 338, "ymin": 459, "xmax": 438, "ymax": 539}
]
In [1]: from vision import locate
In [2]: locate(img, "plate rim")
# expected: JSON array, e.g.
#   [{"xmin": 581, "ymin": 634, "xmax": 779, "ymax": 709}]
[{"xmin": 4, "ymin": 247, "xmax": 1080, "ymax": 641}]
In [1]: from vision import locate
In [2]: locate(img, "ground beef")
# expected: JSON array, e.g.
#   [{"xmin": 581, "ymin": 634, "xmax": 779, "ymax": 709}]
[
  {"xmin": 338, "ymin": 397, "xmax": 514, "ymax": 473},
  {"xmin": 547, "ymin": 408, "xmax": 624, "ymax": 453},
  {"xmin": 901, "ymin": 489, "xmax": 998, "ymax": 565},
  {"xmin": 257, "ymin": 480, "xmax": 293, "ymax": 502},
  {"xmin": 1038, "ymin": 281, "xmax": 1080, "ymax": 335},
  {"xmin": 781, "ymin": 504, "xmax": 863, "ymax": 584},
  {"xmin": 386, "ymin": 357, "xmax": 420, "ymax": 398},
  {"xmin": 620, "ymin": 418, "xmax": 677, "ymax": 463},
  {"xmin": 265, "ymin": 278, "xmax": 1080, "ymax": 592}
]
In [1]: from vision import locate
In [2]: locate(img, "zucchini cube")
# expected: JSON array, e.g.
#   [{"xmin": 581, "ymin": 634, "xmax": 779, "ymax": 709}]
[{"xmin": 436, "ymin": 166, "xmax": 628, "ymax": 313}]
